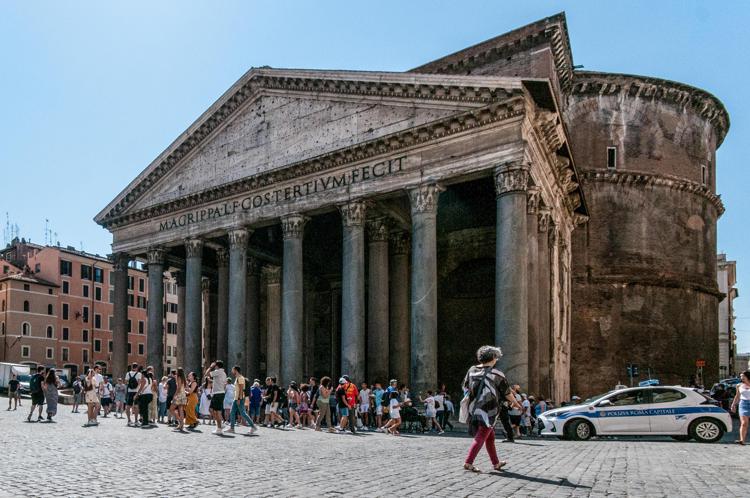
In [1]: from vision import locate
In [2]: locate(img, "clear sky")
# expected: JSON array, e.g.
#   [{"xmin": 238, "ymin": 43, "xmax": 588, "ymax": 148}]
[{"xmin": 1, "ymin": 1, "xmax": 749, "ymax": 350}]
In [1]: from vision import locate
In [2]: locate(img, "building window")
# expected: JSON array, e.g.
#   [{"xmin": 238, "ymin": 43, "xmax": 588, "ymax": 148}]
[
  {"xmin": 81, "ymin": 264, "xmax": 92, "ymax": 280},
  {"xmin": 62, "ymin": 348, "xmax": 69, "ymax": 362},
  {"xmin": 94, "ymin": 339, "xmax": 101, "ymax": 352},
  {"xmin": 23, "ymin": 300, "xmax": 30, "ymax": 312},
  {"xmin": 47, "ymin": 304, "xmax": 53, "ymax": 315},
  {"xmin": 128, "ymin": 343, "xmax": 132, "ymax": 354},
  {"xmin": 62, "ymin": 327, "xmax": 69, "ymax": 341},
  {"xmin": 62, "ymin": 280, "xmax": 69, "ymax": 294},
  {"xmin": 138, "ymin": 343, "xmax": 144, "ymax": 355},
  {"xmin": 47, "ymin": 288, "xmax": 52, "ymax": 295},
  {"xmin": 109, "ymin": 271, "xmax": 113, "ymax": 284},
  {"xmin": 128, "ymin": 276, "xmax": 134, "ymax": 290},
  {"xmin": 108, "ymin": 340, "xmax": 113, "ymax": 352},
  {"xmin": 46, "ymin": 347, "xmax": 53, "ymax": 360},
  {"xmin": 82, "ymin": 329, "xmax": 89, "ymax": 343},
  {"xmin": 108, "ymin": 315, "xmax": 113, "ymax": 331},
  {"xmin": 62, "ymin": 303, "xmax": 69, "ymax": 320},
  {"xmin": 95, "ymin": 286, "xmax": 102, "ymax": 301},
  {"xmin": 60, "ymin": 260, "xmax": 72, "ymax": 276},
  {"xmin": 83, "ymin": 284, "xmax": 89, "ymax": 298},
  {"xmin": 82, "ymin": 349, "xmax": 89, "ymax": 363},
  {"xmin": 35, "ymin": 263, "xmax": 41, "ymax": 273},
  {"xmin": 82, "ymin": 306, "xmax": 89, "ymax": 323},
  {"xmin": 127, "ymin": 319, "xmax": 132, "ymax": 333},
  {"xmin": 607, "ymin": 146, "xmax": 617, "ymax": 169},
  {"xmin": 22, "ymin": 322, "xmax": 30, "ymax": 336},
  {"xmin": 1, "ymin": 322, "xmax": 5, "ymax": 335},
  {"xmin": 94, "ymin": 267, "xmax": 104, "ymax": 283},
  {"xmin": 139, "ymin": 278, "xmax": 145, "ymax": 293},
  {"xmin": 1, "ymin": 300, "xmax": 4, "ymax": 311},
  {"xmin": 21, "ymin": 345, "xmax": 30, "ymax": 358},
  {"xmin": 128, "ymin": 294, "xmax": 134, "ymax": 307},
  {"xmin": 138, "ymin": 321, "xmax": 144, "ymax": 334},
  {"xmin": 23, "ymin": 284, "xmax": 30, "ymax": 291},
  {"xmin": 109, "ymin": 289, "xmax": 114, "ymax": 303},
  {"xmin": 94, "ymin": 314, "xmax": 101, "ymax": 329},
  {"xmin": 137, "ymin": 296, "xmax": 147, "ymax": 309},
  {"xmin": 701, "ymin": 164, "xmax": 708, "ymax": 186},
  {"xmin": 46, "ymin": 325, "xmax": 53, "ymax": 339}
]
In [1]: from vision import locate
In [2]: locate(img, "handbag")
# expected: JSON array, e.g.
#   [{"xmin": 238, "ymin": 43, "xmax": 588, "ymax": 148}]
[{"xmin": 458, "ymin": 394, "xmax": 470, "ymax": 424}]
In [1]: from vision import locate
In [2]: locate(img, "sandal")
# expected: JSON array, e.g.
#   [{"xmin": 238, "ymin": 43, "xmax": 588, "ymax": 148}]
[
  {"xmin": 493, "ymin": 461, "xmax": 508, "ymax": 471},
  {"xmin": 463, "ymin": 464, "xmax": 481, "ymax": 473},
  {"xmin": 735, "ymin": 440, "xmax": 745, "ymax": 445}
]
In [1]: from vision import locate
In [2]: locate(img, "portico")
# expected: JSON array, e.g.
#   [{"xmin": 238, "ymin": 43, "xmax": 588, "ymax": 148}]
[{"xmin": 96, "ymin": 69, "xmax": 586, "ymax": 400}]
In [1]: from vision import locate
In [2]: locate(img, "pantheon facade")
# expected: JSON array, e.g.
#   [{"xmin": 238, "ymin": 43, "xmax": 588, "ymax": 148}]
[{"xmin": 96, "ymin": 13, "xmax": 728, "ymax": 400}]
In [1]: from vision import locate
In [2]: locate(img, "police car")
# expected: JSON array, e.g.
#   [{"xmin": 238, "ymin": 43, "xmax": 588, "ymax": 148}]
[{"xmin": 538, "ymin": 386, "xmax": 731, "ymax": 443}]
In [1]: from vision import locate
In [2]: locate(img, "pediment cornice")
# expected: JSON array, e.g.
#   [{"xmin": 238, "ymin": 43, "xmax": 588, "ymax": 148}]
[
  {"xmin": 95, "ymin": 69, "xmax": 529, "ymax": 227},
  {"xmin": 100, "ymin": 95, "xmax": 526, "ymax": 230}
]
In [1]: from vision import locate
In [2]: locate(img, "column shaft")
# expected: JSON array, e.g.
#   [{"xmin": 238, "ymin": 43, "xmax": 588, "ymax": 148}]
[
  {"xmin": 215, "ymin": 248, "xmax": 229, "ymax": 363},
  {"xmin": 340, "ymin": 201, "xmax": 366, "ymax": 383},
  {"xmin": 537, "ymin": 210, "xmax": 552, "ymax": 399},
  {"xmin": 389, "ymin": 232, "xmax": 410, "ymax": 386},
  {"xmin": 330, "ymin": 284, "xmax": 341, "ymax": 380},
  {"xmin": 281, "ymin": 215, "xmax": 307, "ymax": 385},
  {"xmin": 172, "ymin": 271, "xmax": 186, "ymax": 369},
  {"xmin": 184, "ymin": 238, "xmax": 203, "ymax": 375},
  {"xmin": 202, "ymin": 278, "xmax": 214, "ymax": 365},
  {"xmin": 526, "ymin": 188, "xmax": 541, "ymax": 396},
  {"xmin": 264, "ymin": 266, "xmax": 282, "ymax": 379},
  {"xmin": 409, "ymin": 185, "xmax": 441, "ymax": 395},
  {"xmin": 111, "ymin": 253, "xmax": 130, "ymax": 379},
  {"xmin": 146, "ymin": 247, "xmax": 165, "ymax": 377},
  {"xmin": 228, "ymin": 229, "xmax": 250, "ymax": 369},
  {"xmin": 245, "ymin": 258, "xmax": 261, "ymax": 379},
  {"xmin": 494, "ymin": 163, "xmax": 530, "ymax": 388},
  {"xmin": 367, "ymin": 218, "xmax": 389, "ymax": 384}
]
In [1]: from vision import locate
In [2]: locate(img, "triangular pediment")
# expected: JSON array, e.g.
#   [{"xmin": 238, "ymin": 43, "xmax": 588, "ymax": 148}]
[{"xmin": 95, "ymin": 69, "xmax": 527, "ymax": 225}]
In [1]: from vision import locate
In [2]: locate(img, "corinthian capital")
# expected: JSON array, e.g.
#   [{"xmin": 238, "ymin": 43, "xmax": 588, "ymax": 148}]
[
  {"xmin": 538, "ymin": 208, "xmax": 552, "ymax": 233},
  {"xmin": 263, "ymin": 265, "xmax": 281, "ymax": 285},
  {"xmin": 527, "ymin": 186, "xmax": 541, "ymax": 215},
  {"xmin": 147, "ymin": 246, "xmax": 165, "ymax": 265},
  {"xmin": 112, "ymin": 253, "xmax": 130, "ymax": 272},
  {"xmin": 494, "ymin": 161, "xmax": 529, "ymax": 197},
  {"xmin": 281, "ymin": 214, "xmax": 308, "ymax": 239},
  {"xmin": 409, "ymin": 184, "xmax": 442, "ymax": 215},
  {"xmin": 185, "ymin": 238, "xmax": 203, "ymax": 258},
  {"xmin": 216, "ymin": 247, "xmax": 229, "ymax": 268},
  {"xmin": 339, "ymin": 201, "xmax": 366, "ymax": 227},
  {"xmin": 366, "ymin": 217, "xmax": 389, "ymax": 242},
  {"xmin": 228, "ymin": 228, "xmax": 251, "ymax": 249}
]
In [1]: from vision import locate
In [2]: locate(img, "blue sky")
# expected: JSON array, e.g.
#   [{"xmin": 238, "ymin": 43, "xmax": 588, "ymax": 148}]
[{"xmin": 1, "ymin": 1, "xmax": 749, "ymax": 350}]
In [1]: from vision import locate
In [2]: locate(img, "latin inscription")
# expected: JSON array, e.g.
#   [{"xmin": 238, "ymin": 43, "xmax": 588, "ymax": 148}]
[{"xmin": 158, "ymin": 156, "xmax": 405, "ymax": 232}]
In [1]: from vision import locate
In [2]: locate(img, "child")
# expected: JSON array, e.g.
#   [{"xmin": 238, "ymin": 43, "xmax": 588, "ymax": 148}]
[
  {"xmin": 286, "ymin": 382, "xmax": 301, "ymax": 428},
  {"xmin": 383, "ymin": 391, "xmax": 402, "ymax": 435},
  {"xmin": 359, "ymin": 382, "xmax": 371, "ymax": 430},
  {"xmin": 421, "ymin": 390, "xmax": 444, "ymax": 434},
  {"xmin": 443, "ymin": 395, "xmax": 455, "ymax": 431},
  {"xmin": 199, "ymin": 378, "xmax": 212, "ymax": 424},
  {"xmin": 299, "ymin": 384, "xmax": 311, "ymax": 428},
  {"xmin": 223, "ymin": 378, "xmax": 235, "ymax": 424}
]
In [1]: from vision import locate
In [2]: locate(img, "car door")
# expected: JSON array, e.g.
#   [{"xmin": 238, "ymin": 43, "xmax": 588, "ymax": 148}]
[
  {"xmin": 647, "ymin": 388, "xmax": 690, "ymax": 434},
  {"xmin": 595, "ymin": 389, "xmax": 651, "ymax": 434}
]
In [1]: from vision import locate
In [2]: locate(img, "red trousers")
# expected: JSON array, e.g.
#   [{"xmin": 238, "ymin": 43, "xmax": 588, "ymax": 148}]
[{"xmin": 465, "ymin": 425, "xmax": 499, "ymax": 465}]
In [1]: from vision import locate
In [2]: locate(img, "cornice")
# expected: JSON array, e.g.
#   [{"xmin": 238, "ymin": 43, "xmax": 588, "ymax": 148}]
[
  {"xmin": 571, "ymin": 71, "xmax": 729, "ymax": 146},
  {"xmin": 101, "ymin": 97, "xmax": 526, "ymax": 230},
  {"xmin": 580, "ymin": 169, "xmax": 725, "ymax": 216}
]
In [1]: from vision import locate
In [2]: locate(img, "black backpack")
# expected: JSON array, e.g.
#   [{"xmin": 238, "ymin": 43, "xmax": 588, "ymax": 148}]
[
  {"xmin": 29, "ymin": 374, "xmax": 42, "ymax": 394},
  {"xmin": 127, "ymin": 372, "xmax": 139, "ymax": 390},
  {"xmin": 73, "ymin": 381, "xmax": 81, "ymax": 394}
]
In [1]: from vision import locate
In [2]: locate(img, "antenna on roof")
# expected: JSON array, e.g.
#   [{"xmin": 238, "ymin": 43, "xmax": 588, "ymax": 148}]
[{"xmin": 44, "ymin": 219, "xmax": 49, "ymax": 246}]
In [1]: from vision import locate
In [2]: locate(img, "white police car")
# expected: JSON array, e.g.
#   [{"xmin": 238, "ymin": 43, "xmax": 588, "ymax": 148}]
[{"xmin": 538, "ymin": 386, "xmax": 731, "ymax": 443}]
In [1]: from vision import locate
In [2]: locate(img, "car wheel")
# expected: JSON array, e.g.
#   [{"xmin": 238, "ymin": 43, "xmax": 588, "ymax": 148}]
[
  {"xmin": 567, "ymin": 419, "xmax": 594, "ymax": 441},
  {"xmin": 670, "ymin": 435, "xmax": 691, "ymax": 442},
  {"xmin": 689, "ymin": 418, "xmax": 724, "ymax": 443}
]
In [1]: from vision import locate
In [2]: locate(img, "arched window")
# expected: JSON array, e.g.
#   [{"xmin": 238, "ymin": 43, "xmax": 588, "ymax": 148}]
[
  {"xmin": 22, "ymin": 322, "xmax": 30, "ymax": 336},
  {"xmin": 1, "ymin": 321, "xmax": 5, "ymax": 335},
  {"xmin": 48, "ymin": 304, "xmax": 53, "ymax": 315},
  {"xmin": 23, "ymin": 300, "xmax": 30, "ymax": 312},
  {"xmin": 46, "ymin": 325, "xmax": 54, "ymax": 339},
  {"xmin": 1, "ymin": 299, "xmax": 5, "ymax": 311}
]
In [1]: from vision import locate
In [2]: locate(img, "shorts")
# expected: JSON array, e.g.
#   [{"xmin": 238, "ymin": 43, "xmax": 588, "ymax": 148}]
[
  {"xmin": 739, "ymin": 399, "xmax": 750, "ymax": 417},
  {"xmin": 264, "ymin": 402, "xmax": 278, "ymax": 415},
  {"xmin": 289, "ymin": 402, "xmax": 298, "ymax": 411},
  {"xmin": 425, "ymin": 409, "xmax": 436, "ymax": 418},
  {"xmin": 376, "ymin": 405, "xmax": 383, "ymax": 415},
  {"xmin": 101, "ymin": 397, "xmax": 112, "ymax": 407},
  {"xmin": 249, "ymin": 404, "xmax": 261, "ymax": 418},
  {"xmin": 210, "ymin": 393, "xmax": 225, "ymax": 411},
  {"xmin": 31, "ymin": 392, "xmax": 45, "ymax": 406},
  {"xmin": 359, "ymin": 404, "xmax": 369, "ymax": 414},
  {"xmin": 510, "ymin": 414, "xmax": 522, "ymax": 426},
  {"xmin": 339, "ymin": 407, "xmax": 349, "ymax": 417},
  {"xmin": 126, "ymin": 392, "xmax": 137, "ymax": 406}
]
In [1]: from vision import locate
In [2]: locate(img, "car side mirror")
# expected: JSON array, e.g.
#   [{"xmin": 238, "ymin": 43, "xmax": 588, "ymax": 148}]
[{"xmin": 598, "ymin": 399, "xmax": 613, "ymax": 407}]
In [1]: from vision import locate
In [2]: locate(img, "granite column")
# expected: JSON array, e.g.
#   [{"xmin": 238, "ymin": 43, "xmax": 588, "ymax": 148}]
[
  {"xmin": 111, "ymin": 253, "xmax": 130, "ymax": 379},
  {"xmin": 389, "ymin": 231, "xmax": 410, "ymax": 386},
  {"xmin": 146, "ymin": 247, "xmax": 165, "ymax": 377},
  {"xmin": 215, "ymin": 248, "xmax": 229, "ymax": 364},
  {"xmin": 281, "ymin": 214, "xmax": 307, "ymax": 385},
  {"xmin": 367, "ymin": 217, "xmax": 389, "ymax": 384},
  {"xmin": 340, "ymin": 200, "xmax": 366, "ymax": 383},
  {"xmin": 264, "ymin": 265, "xmax": 282, "ymax": 379},
  {"xmin": 184, "ymin": 238, "xmax": 203, "ymax": 375},
  {"xmin": 245, "ymin": 257, "xmax": 261, "ymax": 379},
  {"xmin": 228, "ymin": 228, "xmax": 250, "ymax": 370}
]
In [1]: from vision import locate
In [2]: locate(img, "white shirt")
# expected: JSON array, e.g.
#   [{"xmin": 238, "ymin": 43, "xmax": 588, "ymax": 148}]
[
  {"xmin": 389, "ymin": 398, "xmax": 400, "ymax": 418},
  {"xmin": 224, "ymin": 384, "xmax": 235, "ymax": 408},
  {"xmin": 522, "ymin": 399, "xmax": 531, "ymax": 416},
  {"xmin": 509, "ymin": 394, "xmax": 522, "ymax": 416},
  {"xmin": 126, "ymin": 371, "xmax": 141, "ymax": 393},
  {"xmin": 424, "ymin": 396, "xmax": 436, "ymax": 412},
  {"xmin": 210, "ymin": 368, "xmax": 227, "ymax": 394},
  {"xmin": 158, "ymin": 383, "xmax": 168, "ymax": 403},
  {"xmin": 433, "ymin": 393, "xmax": 445, "ymax": 411},
  {"xmin": 359, "ymin": 389, "xmax": 371, "ymax": 406},
  {"xmin": 740, "ymin": 383, "xmax": 750, "ymax": 401},
  {"xmin": 101, "ymin": 382, "xmax": 112, "ymax": 398}
]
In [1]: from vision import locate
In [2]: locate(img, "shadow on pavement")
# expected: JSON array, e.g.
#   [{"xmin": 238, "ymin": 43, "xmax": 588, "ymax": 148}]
[{"xmin": 494, "ymin": 471, "xmax": 591, "ymax": 489}]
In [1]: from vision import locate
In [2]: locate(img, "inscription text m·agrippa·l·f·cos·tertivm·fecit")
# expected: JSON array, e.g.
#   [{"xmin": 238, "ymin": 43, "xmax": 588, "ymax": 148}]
[{"xmin": 158, "ymin": 156, "xmax": 406, "ymax": 232}]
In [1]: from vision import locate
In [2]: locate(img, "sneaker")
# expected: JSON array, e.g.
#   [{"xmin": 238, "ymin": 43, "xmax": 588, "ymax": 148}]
[
  {"xmin": 226, "ymin": 428, "xmax": 235, "ymax": 433},
  {"xmin": 212, "ymin": 428, "xmax": 223, "ymax": 435},
  {"xmin": 248, "ymin": 425, "xmax": 257, "ymax": 435},
  {"xmin": 439, "ymin": 430, "xmax": 445, "ymax": 434}
]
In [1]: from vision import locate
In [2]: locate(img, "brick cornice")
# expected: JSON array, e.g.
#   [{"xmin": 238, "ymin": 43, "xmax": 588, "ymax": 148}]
[
  {"xmin": 571, "ymin": 71, "xmax": 729, "ymax": 146},
  {"xmin": 580, "ymin": 169, "xmax": 725, "ymax": 216},
  {"xmin": 99, "ymin": 96, "xmax": 526, "ymax": 229}
]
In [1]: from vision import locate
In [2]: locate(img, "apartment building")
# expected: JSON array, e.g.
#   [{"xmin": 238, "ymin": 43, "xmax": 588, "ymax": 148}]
[{"xmin": 717, "ymin": 253, "xmax": 739, "ymax": 377}]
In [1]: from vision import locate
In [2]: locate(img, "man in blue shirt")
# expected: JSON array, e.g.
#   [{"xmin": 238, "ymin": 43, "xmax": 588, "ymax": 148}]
[{"xmin": 372, "ymin": 382, "xmax": 385, "ymax": 429}]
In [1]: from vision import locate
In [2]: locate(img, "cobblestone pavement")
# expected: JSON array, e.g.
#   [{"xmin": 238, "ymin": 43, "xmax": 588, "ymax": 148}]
[{"xmin": 0, "ymin": 401, "xmax": 747, "ymax": 497}]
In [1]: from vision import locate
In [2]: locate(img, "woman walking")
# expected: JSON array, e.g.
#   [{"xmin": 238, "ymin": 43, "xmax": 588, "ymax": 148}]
[
  {"xmin": 731, "ymin": 369, "xmax": 750, "ymax": 444},
  {"xmin": 172, "ymin": 368, "xmax": 188, "ymax": 432},
  {"xmin": 136, "ymin": 367, "xmax": 156, "ymax": 427},
  {"xmin": 185, "ymin": 371, "xmax": 199, "ymax": 429},
  {"xmin": 114, "ymin": 378, "xmax": 126, "ymax": 419},
  {"xmin": 199, "ymin": 378, "xmax": 212, "ymax": 424},
  {"xmin": 315, "ymin": 377, "xmax": 334, "ymax": 432},
  {"xmin": 462, "ymin": 345, "xmax": 521, "ymax": 473},
  {"xmin": 287, "ymin": 382, "xmax": 301, "ymax": 428},
  {"xmin": 43, "ymin": 369, "xmax": 60, "ymax": 422},
  {"xmin": 84, "ymin": 369, "xmax": 99, "ymax": 426}
]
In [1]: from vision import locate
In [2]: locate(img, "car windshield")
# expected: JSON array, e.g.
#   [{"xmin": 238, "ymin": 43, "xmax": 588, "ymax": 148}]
[
  {"xmin": 17, "ymin": 374, "xmax": 30, "ymax": 382},
  {"xmin": 583, "ymin": 391, "xmax": 614, "ymax": 404}
]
